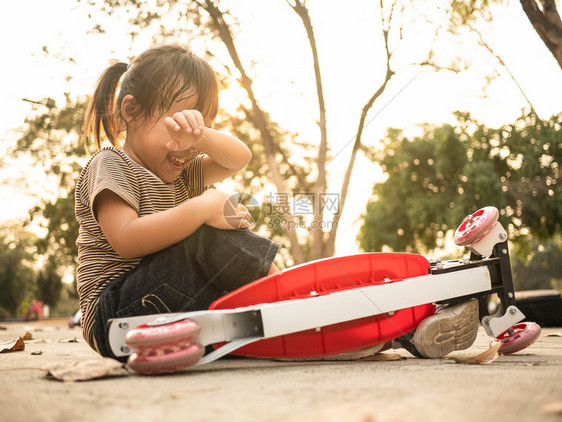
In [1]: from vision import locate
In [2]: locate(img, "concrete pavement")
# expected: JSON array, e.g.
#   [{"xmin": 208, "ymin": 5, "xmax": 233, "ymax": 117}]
[{"xmin": 1, "ymin": 319, "xmax": 561, "ymax": 422}]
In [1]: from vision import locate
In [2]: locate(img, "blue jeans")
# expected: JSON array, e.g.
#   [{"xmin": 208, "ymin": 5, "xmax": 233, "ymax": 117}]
[{"xmin": 93, "ymin": 225, "xmax": 279, "ymax": 359}]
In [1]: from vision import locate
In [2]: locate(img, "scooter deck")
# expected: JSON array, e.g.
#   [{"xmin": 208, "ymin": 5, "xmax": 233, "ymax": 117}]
[{"xmin": 210, "ymin": 252, "xmax": 436, "ymax": 358}]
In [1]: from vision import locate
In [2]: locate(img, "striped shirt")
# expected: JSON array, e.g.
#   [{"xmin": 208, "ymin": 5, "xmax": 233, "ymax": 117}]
[{"xmin": 75, "ymin": 147, "xmax": 206, "ymax": 352}]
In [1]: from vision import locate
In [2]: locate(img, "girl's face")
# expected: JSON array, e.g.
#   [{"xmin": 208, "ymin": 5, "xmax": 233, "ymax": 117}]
[{"xmin": 122, "ymin": 94, "xmax": 212, "ymax": 183}]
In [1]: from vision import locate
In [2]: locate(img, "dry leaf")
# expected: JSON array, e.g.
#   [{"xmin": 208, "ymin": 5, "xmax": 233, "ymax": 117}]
[
  {"xmin": 59, "ymin": 337, "xmax": 79, "ymax": 343},
  {"xmin": 31, "ymin": 351, "xmax": 43, "ymax": 356},
  {"xmin": 43, "ymin": 358, "xmax": 125, "ymax": 382},
  {"xmin": 21, "ymin": 326, "xmax": 43, "ymax": 332},
  {"xmin": 545, "ymin": 332, "xmax": 561, "ymax": 337},
  {"xmin": 0, "ymin": 325, "xmax": 7, "ymax": 330},
  {"xmin": 0, "ymin": 337, "xmax": 25, "ymax": 353},
  {"xmin": 451, "ymin": 342, "xmax": 501, "ymax": 365},
  {"xmin": 22, "ymin": 332, "xmax": 33, "ymax": 341},
  {"xmin": 26, "ymin": 339, "xmax": 51, "ymax": 344}
]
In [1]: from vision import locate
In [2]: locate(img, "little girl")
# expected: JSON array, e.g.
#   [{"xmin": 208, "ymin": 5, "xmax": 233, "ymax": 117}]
[{"xmin": 76, "ymin": 44, "xmax": 279, "ymax": 358}]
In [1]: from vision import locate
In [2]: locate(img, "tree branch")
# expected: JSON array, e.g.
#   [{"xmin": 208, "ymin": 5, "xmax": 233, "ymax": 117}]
[
  {"xmin": 325, "ymin": 0, "xmax": 396, "ymax": 256},
  {"xmin": 466, "ymin": 21, "xmax": 541, "ymax": 119},
  {"xmin": 520, "ymin": 0, "xmax": 562, "ymax": 68}
]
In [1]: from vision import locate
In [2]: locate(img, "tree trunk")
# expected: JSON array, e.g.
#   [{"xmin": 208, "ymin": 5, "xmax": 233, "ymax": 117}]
[
  {"xmin": 199, "ymin": 0, "xmax": 305, "ymax": 264},
  {"xmin": 290, "ymin": 1, "xmax": 329, "ymax": 260},
  {"xmin": 520, "ymin": 0, "xmax": 562, "ymax": 69}
]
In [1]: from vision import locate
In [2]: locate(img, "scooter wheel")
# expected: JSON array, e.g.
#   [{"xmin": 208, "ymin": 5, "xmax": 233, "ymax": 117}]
[
  {"xmin": 128, "ymin": 342, "xmax": 205, "ymax": 375},
  {"xmin": 125, "ymin": 318, "xmax": 203, "ymax": 374},
  {"xmin": 454, "ymin": 206, "xmax": 499, "ymax": 246},
  {"xmin": 497, "ymin": 322, "xmax": 541, "ymax": 355},
  {"xmin": 126, "ymin": 318, "xmax": 201, "ymax": 351}
]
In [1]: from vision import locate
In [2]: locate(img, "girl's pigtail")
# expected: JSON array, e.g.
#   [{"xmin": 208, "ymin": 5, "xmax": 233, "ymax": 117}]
[{"xmin": 84, "ymin": 62, "xmax": 129, "ymax": 149}]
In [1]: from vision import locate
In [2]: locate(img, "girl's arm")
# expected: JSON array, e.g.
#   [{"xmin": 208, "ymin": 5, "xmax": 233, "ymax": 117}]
[
  {"xmin": 95, "ymin": 187, "xmax": 250, "ymax": 259},
  {"xmin": 197, "ymin": 127, "xmax": 252, "ymax": 186},
  {"xmin": 165, "ymin": 110, "xmax": 252, "ymax": 186}
]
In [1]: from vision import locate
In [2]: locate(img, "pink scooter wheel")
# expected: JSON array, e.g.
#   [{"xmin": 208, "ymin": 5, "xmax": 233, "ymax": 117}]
[
  {"xmin": 454, "ymin": 206, "xmax": 499, "ymax": 246},
  {"xmin": 497, "ymin": 322, "xmax": 541, "ymax": 355},
  {"xmin": 125, "ymin": 318, "xmax": 201, "ymax": 352},
  {"xmin": 128, "ymin": 342, "xmax": 205, "ymax": 374},
  {"xmin": 125, "ymin": 318, "xmax": 203, "ymax": 374}
]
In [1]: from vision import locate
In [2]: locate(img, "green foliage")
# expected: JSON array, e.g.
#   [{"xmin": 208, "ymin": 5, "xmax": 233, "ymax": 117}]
[
  {"xmin": 0, "ymin": 96, "xmax": 89, "ymax": 316},
  {"xmin": 15, "ymin": 96, "xmax": 89, "ymax": 270},
  {"xmin": 0, "ymin": 225, "xmax": 37, "ymax": 318},
  {"xmin": 511, "ymin": 237, "xmax": 562, "ymax": 291},
  {"xmin": 51, "ymin": 283, "xmax": 79, "ymax": 317},
  {"xmin": 495, "ymin": 114, "xmax": 562, "ymax": 239},
  {"xmin": 15, "ymin": 95, "xmax": 90, "ymax": 162},
  {"xmin": 32, "ymin": 191, "xmax": 80, "ymax": 269},
  {"xmin": 359, "ymin": 124, "xmax": 471, "ymax": 253},
  {"xmin": 358, "ymin": 111, "xmax": 562, "ymax": 254},
  {"xmin": 36, "ymin": 257, "xmax": 63, "ymax": 308}
]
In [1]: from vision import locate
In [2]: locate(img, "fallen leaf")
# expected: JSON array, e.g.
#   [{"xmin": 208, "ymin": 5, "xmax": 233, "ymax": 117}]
[
  {"xmin": 59, "ymin": 337, "xmax": 79, "ymax": 343},
  {"xmin": 21, "ymin": 326, "xmax": 43, "ymax": 332},
  {"xmin": 0, "ymin": 325, "xmax": 7, "ymax": 330},
  {"xmin": 0, "ymin": 337, "xmax": 25, "ymax": 353},
  {"xmin": 450, "ymin": 342, "xmax": 501, "ymax": 365},
  {"xmin": 31, "ymin": 351, "xmax": 43, "ymax": 356},
  {"xmin": 545, "ymin": 332, "xmax": 561, "ymax": 337},
  {"xmin": 26, "ymin": 339, "xmax": 51, "ymax": 344},
  {"xmin": 43, "ymin": 358, "xmax": 125, "ymax": 382},
  {"xmin": 22, "ymin": 332, "xmax": 33, "ymax": 341}
]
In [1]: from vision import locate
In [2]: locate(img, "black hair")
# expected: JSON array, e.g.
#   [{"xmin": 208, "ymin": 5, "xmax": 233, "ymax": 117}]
[{"xmin": 84, "ymin": 44, "xmax": 219, "ymax": 148}]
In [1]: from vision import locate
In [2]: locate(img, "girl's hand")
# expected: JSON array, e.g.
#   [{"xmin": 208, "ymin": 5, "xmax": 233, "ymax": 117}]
[
  {"xmin": 200, "ymin": 188, "xmax": 251, "ymax": 230},
  {"xmin": 164, "ymin": 110, "xmax": 206, "ymax": 150}
]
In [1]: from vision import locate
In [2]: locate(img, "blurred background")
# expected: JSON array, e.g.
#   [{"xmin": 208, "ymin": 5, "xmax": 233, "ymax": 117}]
[{"xmin": 0, "ymin": 0, "xmax": 560, "ymax": 320}]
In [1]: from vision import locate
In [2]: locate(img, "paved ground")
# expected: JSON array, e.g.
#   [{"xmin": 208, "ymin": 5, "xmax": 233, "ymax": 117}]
[{"xmin": 0, "ymin": 318, "xmax": 561, "ymax": 422}]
